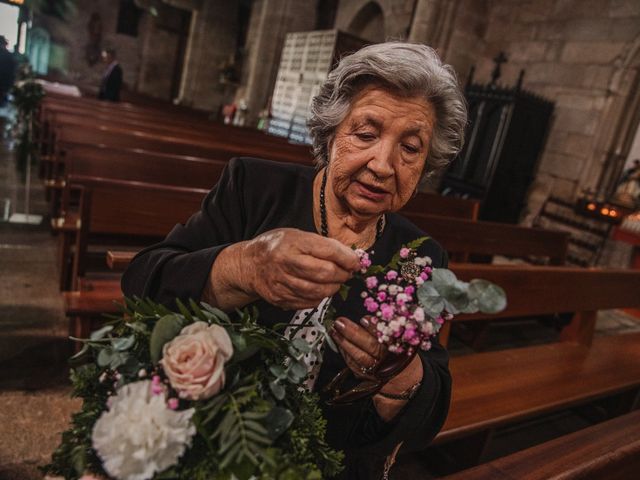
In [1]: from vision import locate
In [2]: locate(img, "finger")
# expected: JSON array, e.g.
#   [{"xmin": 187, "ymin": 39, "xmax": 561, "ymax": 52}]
[
  {"xmin": 286, "ymin": 255, "xmax": 353, "ymax": 284},
  {"xmin": 331, "ymin": 328, "xmax": 377, "ymax": 367},
  {"xmin": 334, "ymin": 317, "xmax": 383, "ymax": 358},
  {"xmin": 304, "ymin": 237, "xmax": 360, "ymax": 272},
  {"xmin": 284, "ymin": 274, "xmax": 342, "ymax": 300}
]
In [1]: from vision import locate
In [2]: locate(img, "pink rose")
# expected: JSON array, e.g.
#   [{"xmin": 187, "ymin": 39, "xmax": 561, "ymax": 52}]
[{"xmin": 161, "ymin": 321, "xmax": 233, "ymax": 400}]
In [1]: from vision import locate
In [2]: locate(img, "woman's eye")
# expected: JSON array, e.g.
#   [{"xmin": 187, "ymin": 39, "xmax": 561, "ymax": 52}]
[
  {"xmin": 402, "ymin": 144, "xmax": 420, "ymax": 154},
  {"xmin": 355, "ymin": 132, "xmax": 376, "ymax": 141}
]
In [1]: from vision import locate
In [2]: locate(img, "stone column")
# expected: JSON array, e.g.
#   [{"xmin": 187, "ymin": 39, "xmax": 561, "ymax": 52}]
[
  {"xmin": 234, "ymin": 0, "xmax": 318, "ymax": 126},
  {"xmin": 178, "ymin": 0, "xmax": 240, "ymax": 112},
  {"xmin": 408, "ymin": 0, "xmax": 458, "ymax": 54}
]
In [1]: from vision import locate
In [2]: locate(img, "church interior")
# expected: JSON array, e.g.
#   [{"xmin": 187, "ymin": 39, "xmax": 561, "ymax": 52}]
[{"xmin": 1, "ymin": 0, "xmax": 640, "ymax": 478}]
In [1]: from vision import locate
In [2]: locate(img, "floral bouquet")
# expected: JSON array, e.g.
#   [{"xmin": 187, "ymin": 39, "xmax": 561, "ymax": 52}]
[
  {"xmin": 324, "ymin": 237, "xmax": 507, "ymax": 403},
  {"xmin": 43, "ymin": 300, "xmax": 344, "ymax": 480},
  {"xmin": 43, "ymin": 237, "xmax": 505, "ymax": 479}
]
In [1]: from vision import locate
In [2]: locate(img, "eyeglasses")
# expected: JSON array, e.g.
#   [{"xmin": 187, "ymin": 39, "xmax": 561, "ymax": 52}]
[{"xmin": 323, "ymin": 351, "xmax": 416, "ymax": 405}]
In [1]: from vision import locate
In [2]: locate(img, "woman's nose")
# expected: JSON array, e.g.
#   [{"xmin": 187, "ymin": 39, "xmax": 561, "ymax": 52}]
[{"xmin": 367, "ymin": 140, "xmax": 395, "ymax": 178}]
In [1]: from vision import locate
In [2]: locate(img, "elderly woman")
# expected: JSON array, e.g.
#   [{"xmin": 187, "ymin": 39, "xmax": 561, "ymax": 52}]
[{"xmin": 122, "ymin": 42, "xmax": 466, "ymax": 479}]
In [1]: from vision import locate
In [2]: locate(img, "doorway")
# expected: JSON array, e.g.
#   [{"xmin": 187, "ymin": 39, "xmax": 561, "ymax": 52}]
[{"xmin": 0, "ymin": 2, "xmax": 20, "ymax": 50}]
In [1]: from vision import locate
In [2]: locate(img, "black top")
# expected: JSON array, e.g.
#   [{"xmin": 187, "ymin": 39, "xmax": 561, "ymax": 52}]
[
  {"xmin": 121, "ymin": 157, "xmax": 451, "ymax": 479},
  {"xmin": 0, "ymin": 48, "xmax": 17, "ymax": 104},
  {"xmin": 98, "ymin": 63, "xmax": 123, "ymax": 102}
]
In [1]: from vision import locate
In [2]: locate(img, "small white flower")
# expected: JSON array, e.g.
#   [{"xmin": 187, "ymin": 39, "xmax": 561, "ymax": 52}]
[
  {"xmin": 414, "ymin": 257, "xmax": 428, "ymax": 266},
  {"xmin": 92, "ymin": 380, "xmax": 195, "ymax": 480}
]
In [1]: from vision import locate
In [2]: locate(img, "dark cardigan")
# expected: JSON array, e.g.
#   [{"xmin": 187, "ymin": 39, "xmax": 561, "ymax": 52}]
[{"xmin": 121, "ymin": 157, "xmax": 451, "ymax": 479}]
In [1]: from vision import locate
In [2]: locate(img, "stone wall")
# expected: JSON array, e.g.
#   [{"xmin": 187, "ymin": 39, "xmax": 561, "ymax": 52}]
[
  {"xmin": 35, "ymin": 0, "xmax": 150, "ymax": 94},
  {"xmin": 334, "ymin": 0, "xmax": 415, "ymax": 40},
  {"xmin": 473, "ymin": 0, "xmax": 640, "ymax": 205}
]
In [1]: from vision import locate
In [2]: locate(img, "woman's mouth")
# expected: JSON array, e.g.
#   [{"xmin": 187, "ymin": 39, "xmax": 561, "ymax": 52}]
[{"xmin": 354, "ymin": 181, "xmax": 389, "ymax": 201}]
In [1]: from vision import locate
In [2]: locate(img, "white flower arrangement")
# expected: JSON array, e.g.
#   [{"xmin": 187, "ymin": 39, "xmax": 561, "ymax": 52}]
[{"xmin": 92, "ymin": 380, "xmax": 196, "ymax": 480}]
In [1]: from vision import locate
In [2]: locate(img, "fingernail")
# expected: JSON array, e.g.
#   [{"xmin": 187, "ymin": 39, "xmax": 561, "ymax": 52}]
[
  {"xmin": 360, "ymin": 318, "xmax": 369, "ymax": 327},
  {"xmin": 335, "ymin": 320, "xmax": 346, "ymax": 330}
]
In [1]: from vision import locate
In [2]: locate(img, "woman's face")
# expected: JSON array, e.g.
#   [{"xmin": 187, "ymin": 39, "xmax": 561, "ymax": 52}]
[{"xmin": 327, "ymin": 86, "xmax": 436, "ymax": 219}]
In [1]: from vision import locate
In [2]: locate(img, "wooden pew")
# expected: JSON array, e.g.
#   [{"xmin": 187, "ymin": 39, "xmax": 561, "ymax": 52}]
[
  {"xmin": 43, "ymin": 124, "xmax": 311, "ymax": 185},
  {"xmin": 55, "ymin": 175, "xmax": 208, "ymax": 291},
  {"xmin": 428, "ymin": 264, "xmax": 640, "ymax": 467},
  {"xmin": 441, "ymin": 409, "xmax": 640, "ymax": 479},
  {"xmin": 47, "ymin": 143, "xmax": 226, "ymax": 217},
  {"xmin": 405, "ymin": 213, "xmax": 569, "ymax": 265},
  {"xmin": 401, "ymin": 194, "xmax": 479, "ymax": 220}
]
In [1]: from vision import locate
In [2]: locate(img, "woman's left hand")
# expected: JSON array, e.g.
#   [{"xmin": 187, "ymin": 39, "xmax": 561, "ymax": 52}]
[{"xmin": 330, "ymin": 316, "xmax": 423, "ymax": 395}]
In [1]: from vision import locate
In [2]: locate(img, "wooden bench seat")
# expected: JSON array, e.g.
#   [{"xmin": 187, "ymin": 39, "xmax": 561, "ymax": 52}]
[
  {"xmin": 57, "ymin": 175, "xmax": 208, "ymax": 290},
  {"xmin": 436, "ymin": 332, "xmax": 640, "ymax": 445},
  {"xmin": 442, "ymin": 408, "xmax": 640, "ymax": 479},
  {"xmin": 406, "ymin": 214, "xmax": 569, "ymax": 265},
  {"xmin": 64, "ymin": 278, "xmax": 122, "ymax": 339}
]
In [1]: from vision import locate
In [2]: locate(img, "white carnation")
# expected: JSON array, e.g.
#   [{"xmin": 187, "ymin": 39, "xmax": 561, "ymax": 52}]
[{"xmin": 92, "ymin": 380, "xmax": 196, "ymax": 480}]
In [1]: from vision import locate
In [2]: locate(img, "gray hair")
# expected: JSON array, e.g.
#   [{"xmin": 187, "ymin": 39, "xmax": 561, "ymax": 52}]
[{"xmin": 308, "ymin": 42, "xmax": 467, "ymax": 180}]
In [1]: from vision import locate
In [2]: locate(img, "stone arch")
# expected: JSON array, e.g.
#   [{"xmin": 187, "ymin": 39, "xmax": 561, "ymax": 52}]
[
  {"xmin": 591, "ymin": 33, "xmax": 640, "ymax": 198},
  {"xmin": 347, "ymin": 1, "xmax": 385, "ymax": 43}
]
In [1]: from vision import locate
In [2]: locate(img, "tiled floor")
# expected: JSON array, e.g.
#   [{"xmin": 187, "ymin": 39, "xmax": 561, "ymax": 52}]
[{"xmin": 1, "ymin": 137, "xmax": 639, "ymax": 479}]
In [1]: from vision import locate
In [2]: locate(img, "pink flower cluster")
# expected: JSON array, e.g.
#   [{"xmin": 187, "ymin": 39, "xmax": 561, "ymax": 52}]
[{"xmin": 355, "ymin": 248, "xmax": 447, "ymax": 355}]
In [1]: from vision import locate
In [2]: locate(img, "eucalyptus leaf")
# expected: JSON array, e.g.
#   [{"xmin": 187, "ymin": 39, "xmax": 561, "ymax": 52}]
[
  {"xmin": 468, "ymin": 279, "xmax": 507, "ymax": 313},
  {"xmin": 109, "ymin": 351, "xmax": 129, "ymax": 369},
  {"xmin": 149, "ymin": 314, "xmax": 187, "ymax": 364},
  {"xmin": 69, "ymin": 342, "xmax": 89, "ymax": 361},
  {"xmin": 417, "ymin": 284, "xmax": 445, "ymax": 318},
  {"xmin": 269, "ymin": 364, "xmax": 286, "ymax": 379},
  {"xmin": 90, "ymin": 325, "xmax": 114, "ymax": 341},
  {"xmin": 263, "ymin": 406, "xmax": 294, "ymax": 440},
  {"xmin": 269, "ymin": 380, "xmax": 285, "ymax": 400},
  {"xmin": 96, "ymin": 348, "xmax": 113, "ymax": 368},
  {"xmin": 288, "ymin": 361, "xmax": 307, "ymax": 383},
  {"xmin": 231, "ymin": 343, "xmax": 260, "ymax": 363},
  {"xmin": 230, "ymin": 332, "xmax": 247, "ymax": 351},
  {"xmin": 430, "ymin": 268, "xmax": 458, "ymax": 289},
  {"xmin": 111, "ymin": 335, "xmax": 135, "ymax": 351},
  {"xmin": 291, "ymin": 338, "xmax": 312, "ymax": 353}
]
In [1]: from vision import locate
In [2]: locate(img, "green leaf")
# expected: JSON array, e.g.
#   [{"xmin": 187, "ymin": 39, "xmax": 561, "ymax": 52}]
[
  {"xmin": 263, "ymin": 406, "xmax": 294, "ymax": 440},
  {"xmin": 269, "ymin": 364, "xmax": 286, "ymax": 379},
  {"xmin": 96, "ymin": 348, "xmax": 113, "ymax": 368},
  {"xmin": 200, "ymin": 302, "xmax": 231, "ymax": 323},
  {"xmin": 175, "ymin": 298, "xmax": 194, "ymax": 323},
  {"xmin": 406, "ymin": 236, "xmax": 429, "ymax": 250},
  {"xmin": 292, "ymin": 338, "xmax": 312, "ymax": 353},
  {"xmin": 229, "ymin": 459, "xmax": 256, "ymax": 480},
  {"xmin": 149, "ymin": 314, "xmax": 187, "ymax": 363},
  {"xmin": 69, "ymin": 342, "xmax": 89, "ymax": 361},
  {"xmin": 468, "ymin": 279, "xmax": 507, "ymax": 314},
  {"xmin": 288, "ymin": 360, "xmax": 307, "ymax": 383},
  {"xmin": 89, "ymin": 325, "xmax": 113, "ymax": 341},
  {"xmin": 430, "ymin": 268, "xmax": 458, "ymax": 289},
  {"xmin": 417, "ymin": 284, "xmax": 445, "ymax": 318},
  {"xmin": 269, "ymin": 380, "xmax": 285, "ymax": 400},
  {"xmin": 338, "ymin": 284, "xmax": 350, "ymax": 301},
  {"xmin": 111, "ymin": 335, "xmax": 135, "ymax": 351}
]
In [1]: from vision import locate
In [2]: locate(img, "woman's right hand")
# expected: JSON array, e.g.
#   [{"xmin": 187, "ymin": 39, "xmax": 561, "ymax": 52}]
[{"xmin": 205, "ymin": 228, "xmax": 361, "ymax": 310}]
